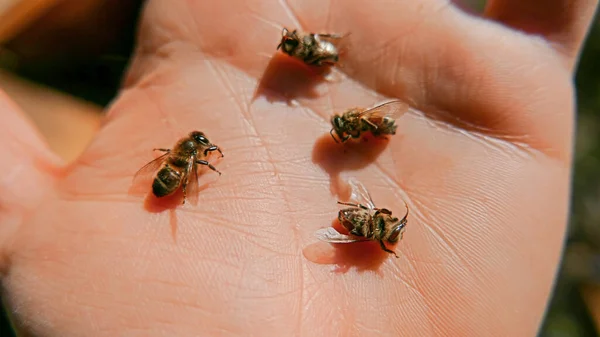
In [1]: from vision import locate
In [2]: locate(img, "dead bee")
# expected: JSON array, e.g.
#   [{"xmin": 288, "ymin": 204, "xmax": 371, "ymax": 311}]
[
  {"xmin": 314, "ymin": 178, "xmax": 409, "ymax": 258},
  {"xmin": 330, "ymin": 100, "xmax": 409, "ymax": 143},
  {"xmin": 132, "ymin": 131, "xmax": 223, "ymax": 204},
  {"xmin": 277, "ymin": 27, "xmax": 345, "ymax": 66}
]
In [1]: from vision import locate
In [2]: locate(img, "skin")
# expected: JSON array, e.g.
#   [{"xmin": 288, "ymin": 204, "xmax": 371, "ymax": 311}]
[{"xmin": 0, "ymin": 0, "xmax": 597, "ymax": 336}]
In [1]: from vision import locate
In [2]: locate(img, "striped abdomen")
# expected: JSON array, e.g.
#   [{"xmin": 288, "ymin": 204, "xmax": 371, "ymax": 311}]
[{"xmin": 152, "ymin": 165, "xmax": 183, "ymax": 197}]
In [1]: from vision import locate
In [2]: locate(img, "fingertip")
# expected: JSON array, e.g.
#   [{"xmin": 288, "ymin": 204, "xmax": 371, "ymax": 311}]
[
  {"xmin": 0, "ymin": 89, "xmax": 64, "ymax": 169},
  {"xmin": 0, "ymin": 89, "xmax": 62, "ymax": 272},
  {"xmin": 484, "ymin": 0, "xmax": 599, "ymax": 65}
]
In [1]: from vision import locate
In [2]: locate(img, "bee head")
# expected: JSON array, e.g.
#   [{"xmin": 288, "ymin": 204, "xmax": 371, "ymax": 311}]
[
  {"xmin": 331, "ymin": 111, "xmax": 344, "ymax": 130},
  {"xmin": 332, "ymin": 115, "xmax": 345, "ymax": 129},
  {"xmin": 277, "ymin": 28, "xmax": 299, "ymax": 53},
  {"xmin": 329, "ymin": 115, "xmax": 345, "ymax": 141},
  {"xmin": 388, "ymin": 220, "xmax": 406, "ymax": 243},
  {"xmin": 190, "ymin": 131, "xmax": 210, "ymax": 146}
]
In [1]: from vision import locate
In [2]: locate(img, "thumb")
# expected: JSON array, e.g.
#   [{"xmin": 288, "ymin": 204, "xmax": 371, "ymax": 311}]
[{"xmin": 0, "ymin": 89, "xmax": 61, "ymax": 272}]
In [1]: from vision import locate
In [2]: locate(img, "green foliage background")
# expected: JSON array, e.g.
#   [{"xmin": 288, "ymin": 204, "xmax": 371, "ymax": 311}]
[{"xmin": 539, "ymin": 16, "xmax": 600, "ymax": 337}]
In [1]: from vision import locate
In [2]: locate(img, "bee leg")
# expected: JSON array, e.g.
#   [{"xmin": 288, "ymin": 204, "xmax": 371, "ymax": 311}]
[
  {"xmin": 337, "ymin": 201, "xmax": 360, "ymax": 207},
  {"xmin": 330, "ymin": 129, "xmax": 340, "ymax": 143},
  {"xmin": 305, "ymin": 55, "xmax": 321, "ymax": 66},
  {"xmin": 181, "ymin": 181, "xmax": 188, "ymax": 205},
  {"xmin": 379, "ymin": 240, "xmax": 399, "ymax": 258},
  {"xmin": 204, "ymin": 146, "xmax": 224, "ymax": 158},
  {"xmin": 350, "ymin": 227, "xmax": 362, "ymax": 236},
  {"xmin": 337, "ymin": 201, "xmax": 369, "ymax": 210},
  {"xmin": 305, "ymin": 52, "xmax": 328, "ymax": 66},
  {"xmin": 153, "ymin": 148, "xmax": 171, "ymax": 153},
  {"xmin": 316, "ymin": 33, "xmax": 343, "ymax": 39},
  {"xmin": 196, "ymin": 160, "xmax": 222, "ymax": 176},
  {"xmin": 330, "ymin": 130, "xmax": 349, "ymax": 143},
  {"xmin": 374, "ymin": 208, "xmax": 392, "ymax": 216},
  {"xmin": 361, "ymin": 118, "xmax": 379, "ymax": 130},
  {"xmin": 349, "ymin": 131, "xmax": 361, "ymax": 139}
]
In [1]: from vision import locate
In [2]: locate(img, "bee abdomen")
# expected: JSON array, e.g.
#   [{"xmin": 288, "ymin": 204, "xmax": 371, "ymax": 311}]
[{"xmin": 152, "ymin": 167, "xmax": 181, "ymax": 197}]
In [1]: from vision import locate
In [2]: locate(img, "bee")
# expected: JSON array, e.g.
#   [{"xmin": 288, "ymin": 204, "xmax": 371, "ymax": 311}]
[
  {"xmin": 314, "ymin": 178, "xmax": 409, "ymax": 258},
  {"xmin": 132, "ymin": 131, "xmax": 224, "ymax": 204},
  {"xmin": 276, "ymin": 27, "xmax": 345, "ymax": 66},
  {"xmin": 330, "ymin": 100, "xmax": 409, "ymax": 143}
]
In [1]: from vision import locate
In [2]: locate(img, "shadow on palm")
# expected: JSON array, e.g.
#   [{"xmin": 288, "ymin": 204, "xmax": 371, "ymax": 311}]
[
  {"xmin": 253, "ymin": 52, "xmax": 332, "ymax": 104},
  {"xmin": 0, "ymin": 0, "xmax": 589, "ymax": 333},
  {"xmin": 312, "ymin": 132, "xmax": 389, "ymax": 197}
]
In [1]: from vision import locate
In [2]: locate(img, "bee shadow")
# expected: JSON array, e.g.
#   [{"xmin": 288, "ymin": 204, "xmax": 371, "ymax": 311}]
[
  {"xmin": 312, "ymin": 132, "xmax": 390, "ymax": 198},
  {"xmin": 143, "ymin": 189, "xmax": 185, "ymax": 213},
  {"xmin": 142, "ymin": 192, "xmax": 181, "ymax": 242},
  {"xmin": 253, "ymin": 52, "xmax": 332, "ymax": 104},
  {"xmin": 128, "ymin": 180, "xmax": 211, "ymax": 242},
  {"xmin": 303, "ymin": 220, "xmax": 390, "ymax": 274},
  {"xmin": 330, "ymin": 241, "xmax": 391, "ymax": 274}
]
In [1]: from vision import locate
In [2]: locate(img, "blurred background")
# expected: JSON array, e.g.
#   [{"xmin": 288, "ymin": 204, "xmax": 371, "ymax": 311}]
[{"xmin": 0, "ymin": 0, "xmax": 598, "ymax": 336}]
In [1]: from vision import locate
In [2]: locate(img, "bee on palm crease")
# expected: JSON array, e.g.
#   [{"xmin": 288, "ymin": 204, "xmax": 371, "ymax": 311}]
[
  {"xmin": 314, "ymin": 178, "xmax": 409, "ymax": 258},
  {"xmin": 277, "ymin": 27, "xmax": 346, "ymax": 67},
  {"xmin": 132, "ymin": 131, "xmax": 224, "ymax": 205},
  {"xmin": 330, "ymin": 100, "xmax": 409, "ymax": 143}
]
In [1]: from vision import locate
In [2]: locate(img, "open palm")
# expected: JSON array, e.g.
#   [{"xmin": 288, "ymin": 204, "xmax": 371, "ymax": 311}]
[{"xmin": 0, "ymin": 0, "xmax": 596, "ymax": 336}]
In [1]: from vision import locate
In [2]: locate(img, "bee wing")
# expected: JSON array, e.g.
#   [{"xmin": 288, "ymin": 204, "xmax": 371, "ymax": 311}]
[
  {"xmin": 130, "ymin": 152, "xmax": 170, "ymax": 195},
  {"xmin": 314, "ymin": 227, "xmax": 365, "ymax": 243},
  {"xmin": 315, "ymin": 32, "xmax": 351, "ymax": 57},
  {"xmin": 358, "ymin": 100, "xmax": 410, "ymax": 121},
  {"xmin": 184, "ymin": 154, "xmax": 200, "ymax": 206},
  {"xmin": 347, "ymin": 178, "xmax": 376, "ymax": 210},
  {"xmin": 314, "ymin": 32, "xmax": 351, "ymax": 47},
  {"xmin": 314, "ymin": 33, "xmax": 345, "ymax": 41}
]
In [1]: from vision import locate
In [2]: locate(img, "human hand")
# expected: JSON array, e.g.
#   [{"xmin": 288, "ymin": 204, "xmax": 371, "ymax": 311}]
[{"xmin": 0, "ymin": 0, "xmax": 596, "ymax": 336}]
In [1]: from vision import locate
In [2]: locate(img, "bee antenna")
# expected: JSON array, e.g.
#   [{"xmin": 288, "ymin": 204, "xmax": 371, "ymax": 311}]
[
  {"xmin": 401, "ymin": 200, "xmax": 409, "ymax": 222},
  {"xmin": 330, "ymin": 129, "xmax": 340, "ymax": 143}
]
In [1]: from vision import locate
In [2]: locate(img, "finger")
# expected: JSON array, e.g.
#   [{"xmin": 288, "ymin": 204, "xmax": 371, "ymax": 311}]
[
  {"xmin": 0, "ymin": 71, "xmax": 102, "ymax": 162},
  {"xmin": 0, "ymin": 0, "xmax": 62, "ymax": 43},
  {"xmin": 4, "ymin": 0, "xmax": 141, "ymax": 61},
  {"xmin": 289, "ymin": 0, "xmax": 576, "ymax": 161},
  {"xmin": 0, "ymin": 89, "xmax": 61, "ymax": 270},
  {"xmin": 484, "ymin": 0, "xmax": 599, "ymax": 62}
]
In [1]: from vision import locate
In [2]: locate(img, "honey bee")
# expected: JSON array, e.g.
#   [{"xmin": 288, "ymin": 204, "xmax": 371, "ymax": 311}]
[
  {"xmin": 314, "ymin": 178, "xmax": 409, "ymax": 258},
  {"xmin": 276, "ymin": 27, "xmax": 345, "ymax": 66},
  {"xmin": 132, "ymin": 131, "xmax": 224, "ymax": 204},
  {"xmin": 330, "ymin": 100, "xmax": 409, "ymax": 143}
]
